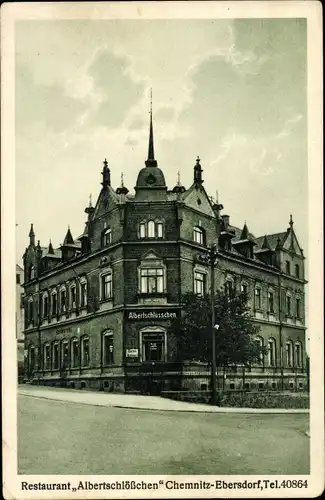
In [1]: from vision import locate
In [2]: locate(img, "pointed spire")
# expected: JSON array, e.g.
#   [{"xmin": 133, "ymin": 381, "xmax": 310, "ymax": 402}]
[
  {"xmin": 63, "ymin": 227, "xmax": 74, "ymax": 245},
  {"xmin": 89, "ymin": 193, "xmax": 92, "ymax": 208},
  {"xmin": 177, "ymin": 170, "xmax": 181, "ymax": 186},
  {"xmin": 261, "ymin": 235, "xmax": 271, "ymax": 250},
  {"xmin": 29, "ymin": 223, "xmax": 35, "ymax": 246},
  {"xmin": 194, "ymin": 156, "xmax": 203, "ymax": 185},
  {"xmin": 48, "ymin": 240, "xmax": 54, "ymax": 255},
  {"xmin": 240, "ymin": 222, "xmax": 249, "ymax": 240},
  {"xmin": 289, "ymin": 214, "xmax": 293, "ymax": 228},
  {"xmin": 145, "ymin": 88, "xmax": 158, "ymax": 167},
  {"xmin": 101, "ymin": 158, "xmax": 111, "ymax": 187}
]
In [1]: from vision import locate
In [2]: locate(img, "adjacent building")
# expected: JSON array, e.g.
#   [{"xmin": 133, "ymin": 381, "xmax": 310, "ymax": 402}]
[
  {"xmin": 22, "ymin": 111, "xmax": 307, "ymax": 392},
  {"xmin": 16, "ymin": 264, "xmax": 25, "ymax": 380}
]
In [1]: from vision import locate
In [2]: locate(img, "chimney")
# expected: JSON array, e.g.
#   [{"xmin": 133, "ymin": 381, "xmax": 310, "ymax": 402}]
[{"xmin": 222, "ymin": 214, "xmax": 230, "ymax": 227}]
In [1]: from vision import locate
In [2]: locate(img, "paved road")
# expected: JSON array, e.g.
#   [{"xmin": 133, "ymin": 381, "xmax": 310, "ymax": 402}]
[{"xmin": 18, "ymin": 390, "xmax": 309, "ymax": 475}]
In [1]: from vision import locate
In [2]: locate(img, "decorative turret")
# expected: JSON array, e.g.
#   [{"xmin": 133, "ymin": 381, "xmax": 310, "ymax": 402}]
[
  {"xmin": 29, "ymin": 223, "xmax": 35, "ymax": 246},
  {"xmin": 254, "ymin": 234, "xmax": 274, "ymax": 266},
  {"xmin": 172, "ymin": 171, "xmax": 186, "ymax": 196},
  {"xmin": 193, "ymin": 156, "xmax": 203, "ymax": 185},
  {"xmin": 101, "ymin": 159, "xmax": 111, "ymax": 188},
  {"xmin": 61, "ymin": 226, "xmax": 78, "ymax": 261},
  {"xmin": 85, "ymin": 194, "xmax": 95, "ymax": 220},
  {"xmin": 218, "ymin": 213, "xmax": 235, "ymax": 251}
]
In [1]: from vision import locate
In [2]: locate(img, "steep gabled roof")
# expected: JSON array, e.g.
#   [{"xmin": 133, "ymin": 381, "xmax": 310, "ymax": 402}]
[{"xmin": 255, "ymin": 232, "xmax": 287, "ymax": 251}]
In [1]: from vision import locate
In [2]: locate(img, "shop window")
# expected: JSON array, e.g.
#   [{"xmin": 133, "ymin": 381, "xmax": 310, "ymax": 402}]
[
  {"xmin": 102, "ymin": 332, "xmax": 114, "ymax": 365},
  {"xmin": 61, "ymin": 341, "xmax": 69, "ymax": 369},
  {"xmin": 101, "ymin": 271, "xmax": 113, "ymax": 300},
  {"xmin": 52, "ymin": 343, "xmax": 60, "ymax": 370},
  {"xmin": 43, "ymin": 344, "xmax": 50, "ymax": 370},
  {"xmin": 193, "ymin": 226, "xmax": 205, "ymax": 245},
  {"xmin": 81, "ymin": 337, "xmax": 90, "ymax": 367},
  {"xmin": 295, "ymin": 341, "xmax": 302, "ymax": 367},
  {"xmin": 268, "ymin": 338, "xmax": 276, "ymax": 366},
  {"xmin": 71, "ymin": 339, "xmax": 79, "ymax": 368},
  {"xmin": 194, "ymin": 271, "xmax": 206, "ymax": 296},
  {"xmin": 140, "ymin": 268, "xmax": 164, "ymax": 294},
  {"xmin": 268, "ymin": 290, "xmax": 274, "ymax": 313},
  {"xmin": 285, "ymin": 340, "xmax": 293, "ymax": 367},
  {"xmin": 255, "ymin": 287, "xmax": 261, "ymax": 309}
]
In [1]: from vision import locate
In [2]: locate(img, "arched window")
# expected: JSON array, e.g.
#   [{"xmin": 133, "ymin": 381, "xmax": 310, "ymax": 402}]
[
  {"xmin": 79, "ymin": 278, "xmax": 87, "ymax": 308},
  {"xmin": 285, "ymin": 340, "xmax": 293, "ymax": 367},
  {"xmin": 268, "ymin": 289, "xmax": 274, "ymax": 314},
  {"xmin": 286, "ymin": 293, "xmax": 292, "ymax": 316},
  {"xmin": 28, "ymin": 297, "xmax": 34, "ymax": 326},
  {"xmin": 43, "ymin": 343, "xmax": 51, "ymax": 370},
  {"xmin": 51, "ymin": 290, "xmax": 58, "ymax": 316},
  {"xmin": 139, "ymin": 222, "xmax": 146, "ymax": 238},
  {"xmin": 157, "ymin": 222, "xmax": 163, "ymax": 238},
  {"xmin": 193, "ymin": 226, "xmax": 204, "ymax": 245},
  {"xmin": 81, "ymin": 336, "xmax": 90, "ymax": 367},
  {"xmin": 70, "ymin": 283, "xmax": 77, "ymax": 310},
  {"xmin": 147, "ymin": 220, "xmax": 155, "ymax": 238},
  {"xmin": 255, "ymin": 336, "xmax": 264, "ymax": 364},
  {"xmin": 29, "ymin": 265, "xmax": 35, "ymax": 280},
  {"xmin": 71, "ymin": 338, "xmax": 79, "ymax": 368},
  {"xmin": 296, "ymin": 296, "xmax": 301, "ymax": 318},
  {"xmin": 268, "ymin": 338, "xmax": 276, "ymax": 366},
  {"xmin": 42, "ymin": 293, "xmax": 49, "ymax": 318},
  {"xmin": 102, "ymin": 331, "xmax": 114, "ymax": 365},
  {"xmin": 295, "ymin": 341, "xmax": 303, "ymax": 367},
  {"xmin": 52, "ymin": 342, "xmax": 60, "ymax": 370},
  {"xmin": 59, "ymin": 285, "xmax": 67, "ymax": 314}
]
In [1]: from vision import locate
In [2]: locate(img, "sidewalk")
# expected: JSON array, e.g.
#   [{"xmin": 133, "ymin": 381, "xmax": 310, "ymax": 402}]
[{"xmin": 18, "ymin": 385, "xmax": 309, "ymax": 414}]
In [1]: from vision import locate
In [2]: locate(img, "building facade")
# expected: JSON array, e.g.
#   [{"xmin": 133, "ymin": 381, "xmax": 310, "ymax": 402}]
[
  {"xmin": 16, "ymin": 264, "xmax": 25, "ymax": 379},
  {"xmin": 23, "ymin": 113, "xmax": 307, "ymax": 393}
]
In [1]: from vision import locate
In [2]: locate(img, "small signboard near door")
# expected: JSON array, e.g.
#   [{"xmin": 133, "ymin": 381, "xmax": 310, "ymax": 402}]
[{"xmin": 126, "ymin": 348, "xmax": 139, "ymax": 358}]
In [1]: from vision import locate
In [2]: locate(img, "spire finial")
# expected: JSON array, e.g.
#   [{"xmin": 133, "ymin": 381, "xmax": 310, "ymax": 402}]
[
  {"xmin": 216, "ymin": 190, "xmax": 219, "ymax": 203},
  {"xmin": 194, "ymin": 156, "xmax": 203, "ymax": 184},
  {"xmin": 146, "ymin": 88, "xmax": 155, "ymax": 163},
  {"xmin": 121, "ymin": 172, "xmax": 124, "ymax": 187},
  {"xmin": 289, "ymin": 214, "xmax": 293, "ymax": 227},
  {"xmin": 177, "ymin": 171, "xmax": 181, "ymax": 186},
  {"xmin": 102, "ymin": 158, "xmax": 111, "ymax": 187},
  {"xmin": 89, "ymin": 193, "xmax": 92, "ymax": 207},
  {"xmin": 29, "ymin": 223, "xmax": 35, "ymax": 246}
]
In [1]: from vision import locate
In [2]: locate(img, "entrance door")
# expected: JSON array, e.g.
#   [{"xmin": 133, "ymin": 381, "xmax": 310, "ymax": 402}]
[{"xmin": 142, "ymin": 333, "xmax": 165, "ymax": 363}]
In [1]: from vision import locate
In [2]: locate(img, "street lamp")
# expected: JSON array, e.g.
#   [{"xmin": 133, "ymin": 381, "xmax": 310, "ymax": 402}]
[{"xmin": 209, "ymin": 244, "xmax": 219, "ymax": 405}]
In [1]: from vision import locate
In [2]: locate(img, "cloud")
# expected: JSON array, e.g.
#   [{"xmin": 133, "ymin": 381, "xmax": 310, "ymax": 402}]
[{"xmin": 15, "ymin": 61, "xmax": 85, "ymax": 133}]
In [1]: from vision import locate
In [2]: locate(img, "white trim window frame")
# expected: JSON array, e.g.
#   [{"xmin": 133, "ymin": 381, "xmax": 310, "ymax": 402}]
[
  {"xmin": 194, "ymin": 267, "xmax": 208, "ymax": 297},
  {"xmin": 103, "ymin": 227, "xmax": 112, "ymax": 246},
  {"xmin": 138, "ymin": 259, "xmax": 166, "ymax": 295},
  {"xmin": 268, "ymin": 338, "xmax": 276, "ymax": 367},
  {"xmin": 139, "ymin": 326, "xmax": 167, "ymax": 363},
  {"xmin": 193, "ymin": 226, "xmax": 204, "ymax": 245}
]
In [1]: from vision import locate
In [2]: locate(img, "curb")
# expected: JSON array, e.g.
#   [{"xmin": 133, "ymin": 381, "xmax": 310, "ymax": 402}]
[{"xmin": 19, "ymin": 391, "xmax": 310, "ymax": 415}]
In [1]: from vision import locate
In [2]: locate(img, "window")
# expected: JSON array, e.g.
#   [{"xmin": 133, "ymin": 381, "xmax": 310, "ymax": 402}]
[
  {"xmin": 53, "ymin": 343, "xmax": 60, "ymax": 370},
  {"xmin": 80, "ymin": 280, "xmax": 87, "ymax": 307},
  {"xmin": 71, "ymin": 339, "xmax": 79, "ymax": 368},
  {"xmin": 101, "ymin": 272, "xmax": 113, "ymax": 300},
  {"xmin": 29, "ymin": 265, "xmax": 35, "ymax": 280},
  {"xmin": 43, "ymin": 344, "xmax": 50, "ymax": 370},
  {"xmin": 103, "ymin": 228, "xmax": 112, "ymax": 246},
  {"xmin": 81, "ymin": 337, "xmax": 90, "ymax": 367},
  {"xmin": 295, "ymin": 264, "xmax": 300, "ymax": 278},
  {"xmin": 140, "ymin": 222, "xmax": 146, "ymax": 238},
  {"xmin": 268, "ymin": 290, "xmax": 274, "ymax": 313},
  {"xmin": 285, "ymin": 341, "xmax": 293, "ymax": 367},
  {"xmin": 241, "ymin": 283, "xmax": 248, "ymax": 297},
  {"xmin": 255, "ymin": 287, "xmax": 261, "ymax": 309},
  {"xmin": 60, "ymin": 289, "xmax": 66, "ymax": 313},
  {"xmin": 70, "ymin": 286, "xmax": 76, "ymax": 309},
  {"xmin": 286, "ymin": 260, "xmax": 291, "ymax": 275},
  {"xmin": 157, "ymin": 222, "xmax": 163, "ymax": 238},
  {"xmin": 255, "ymin": 336, "xmax": 264, "ymax": 364},
  {"xmin": 43, "ymin": 295, "xmax": 48, "ymax": 317},
  {"xmin": 296, "ymin": 297, "xmax": 301, "ymax": 318},
  {"xmin": 268, "ymin": 338, "xmax": 276, "ymax": 366},
  {"xmin": 28, "ymin": 299, "xmax": 34, "ymax": 325},
  {"xmin": 295, "ymin": 342, "xmax": 302, "ymax": 367},
  {"xmin": 103, "ymin": 332, "xmax": 114, "ymax": 365},
  {"xmin": 148, "ymin": 220, "xmax": 155, "ymax": 238},
  {"xmin": 225, "ymin": 280, "xmax": 233, "ymax": 297},
  {"xmin": 29, "ymin": 346, "xmax": 35, "ymax": 372},
  {"xmin": 286, "ymin": 295, "xmax": 292, "ymax": 316},
  {"xmin": 141, "ymin": 331, "xmax": 166, "ymax": 362},
  {"xmin": 194, "ymin": 271, "xmax": 206, "ymax": 296},
  {"xmin": 16, "ymin": 273, "xmax": 21, "ymax": 285},
  {"xmin": 61, "ymin": 341, "xmax": 69, "ymax": 369},
  {"xmin": 51, "ymin": 292, "xmax": 57, "ymax": 316},
  {"xmin": 193, "ymin": 226, "xmax": 204, "ymax": 245},
  {"xmin": 140, "ymin": 268, "xmax": 164, "ymax": 294}
]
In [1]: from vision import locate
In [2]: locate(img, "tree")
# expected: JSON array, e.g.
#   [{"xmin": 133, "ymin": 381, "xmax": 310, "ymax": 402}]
[{"xmin": 172, "ymin": 287, "xmax": 267, "ymax": 367}]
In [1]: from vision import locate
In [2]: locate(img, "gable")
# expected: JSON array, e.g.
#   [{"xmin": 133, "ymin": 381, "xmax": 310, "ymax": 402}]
[
  {"xmin": 141, "ymin": 249, "xmax": 162, "ymax": 261},
  {"xmin": 93, "ymin": 187, "xmax": 119, "ymax": 219},
  {"xmin": 283, "ymin": 230, "xmax": 303, "ymax": 256},
  {"xmin": 182, "ymin": 184, "xmax": 215, "ymax": 217}
]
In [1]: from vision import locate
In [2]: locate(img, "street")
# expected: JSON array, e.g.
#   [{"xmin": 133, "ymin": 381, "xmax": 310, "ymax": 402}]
[{"xmin": 18, "ymin": 388, "xmax": 309, "ymax": 475}]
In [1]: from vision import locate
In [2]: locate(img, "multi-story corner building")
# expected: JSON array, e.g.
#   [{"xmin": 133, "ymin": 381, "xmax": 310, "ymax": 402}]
[
  {"xmin": 23, "ymin": 111, "xmax": 307, "ymax": 393},
  {"xmin": 16, "ymin": 264, "xmax": 25, "ymax": 380}
]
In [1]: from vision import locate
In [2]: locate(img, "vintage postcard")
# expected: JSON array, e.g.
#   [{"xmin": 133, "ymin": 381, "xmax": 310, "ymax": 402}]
[{"xmin": 1, "ymin": 1, "xmax": 323, "ymax": 498}]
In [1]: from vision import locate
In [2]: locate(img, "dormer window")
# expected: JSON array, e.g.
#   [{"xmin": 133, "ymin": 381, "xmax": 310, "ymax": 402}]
[
  {"xmin": 139, "ymin": 220, "xmax": 164, "ymax": 239},
  {"xmin": 193, "ymin": 226, "xmax": 205, "ymax": 245},
  {"xmin": 103, "ymin": 228, "xmax": 112, "ymax": 246}
]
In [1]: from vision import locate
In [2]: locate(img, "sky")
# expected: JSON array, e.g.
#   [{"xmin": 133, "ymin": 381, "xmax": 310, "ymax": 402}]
[{"xmin": 15, "ymin": 18, "xmax": 307, "ymax": 265}]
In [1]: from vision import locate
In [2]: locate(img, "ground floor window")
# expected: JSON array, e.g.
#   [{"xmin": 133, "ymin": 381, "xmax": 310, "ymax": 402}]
[
  {"xmin": 53, "ymin": 343, "xmax": 60, "ymax": 370},
  {"xmin": 29, "ymin": 346, "xmax": 35, "ymax": 372},
  {"xmin": 61, "ymin": 341, "xmax": 69, "ymax": 369},
  {"xmin": 102, "ymin": 332, "xmax": 114, "ymax": 365},
  {"xmin": 141, "ymin": 331, "xmax": 166, "ymax": 362},
  {"xmin": 71, "ymin": 339, "xmax": 79, "ymax": 368},
  {"xmin": 268, "ymin": 338, "xmax": 276, "ymax": 366},
  {"xmin": 81, "ymin": 337, "xmax": 90, "ymax": 367},
  {"xmin": 43, "ymin": 344, "xmax": 51, "ymax": 370},
  {"xmin": 286, "ymin": 340, "xmax": 293, "ymax": 367},
  {"xmin": 295, "ymin": 341, "xmax": 302, "ymax": 367}
]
